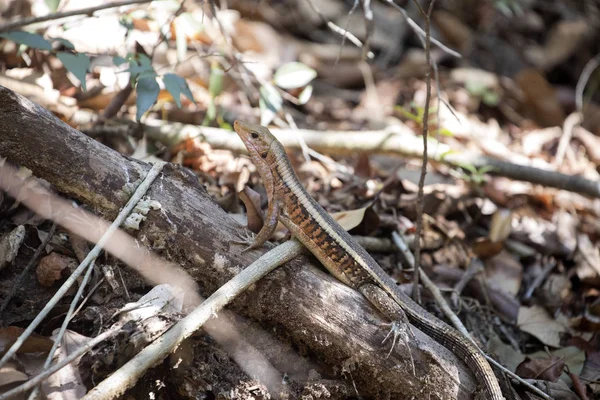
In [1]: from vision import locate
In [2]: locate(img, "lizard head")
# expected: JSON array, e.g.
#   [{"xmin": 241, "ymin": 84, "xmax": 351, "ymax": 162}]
[{"xmin": 234, "ymin": 120, "xmax": 279, "ymax": 165}]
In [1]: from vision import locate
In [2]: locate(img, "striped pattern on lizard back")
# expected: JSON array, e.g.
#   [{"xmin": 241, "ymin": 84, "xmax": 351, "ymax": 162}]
[{"xmin": 269, "ymin": 144, "xmax": 382, "ymax": 289}]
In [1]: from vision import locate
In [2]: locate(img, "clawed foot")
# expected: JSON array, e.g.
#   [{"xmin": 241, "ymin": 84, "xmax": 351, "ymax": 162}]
[
  {"xmin": 232, "ymin": 231, "xmax": 259, "ymax": 254},
  {"xmin": 381, "ymin": 321, "xmax": 416, "ymax": 375}
]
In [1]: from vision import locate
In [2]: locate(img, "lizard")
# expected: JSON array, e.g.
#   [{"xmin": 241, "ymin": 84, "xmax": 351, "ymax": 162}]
[{"xmin": 233, "ymin": 120, "xmax": 505, "ymax": 400}]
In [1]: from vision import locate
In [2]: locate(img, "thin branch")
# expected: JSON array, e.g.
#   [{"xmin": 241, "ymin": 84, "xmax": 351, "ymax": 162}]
[
  {"xmin": 411, "ymin": 0, "xmax": 435, "ymax": 302},
  {"xmin": 575, "ymin": 53, "xmax": 600, "ymax": 111},
  {"xmin": 554, "ymin": 112, "xmax": 583, "ymax": 168},
  {"xmin": 360, "ymin": 0, "xmax": 374, "ymax": 60},
  {"xmin": 303, "ymin": 0, "xmax": 374, "ymax": 59},
  {"xmin": 383, "ymin": 0, "xmax": 461, "ymax": 58},
  {"xmin": 0, "ymin": 0, "xmax": 152, "ymax": 32}
]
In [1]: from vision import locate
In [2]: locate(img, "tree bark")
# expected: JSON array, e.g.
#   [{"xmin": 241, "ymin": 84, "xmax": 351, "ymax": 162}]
[{"xmin": 0, "ymin": 85, "xmax": 480, "ymax": 399}]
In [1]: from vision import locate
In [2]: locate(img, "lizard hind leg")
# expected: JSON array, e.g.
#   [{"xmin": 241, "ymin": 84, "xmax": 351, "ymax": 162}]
[
  {"xmin": 381, "ymin": 321, "xmax": 415, "ymax": 375},
  {"xmin": 359, "ymin": 283, "xmax": 416, "ymax": 374}
]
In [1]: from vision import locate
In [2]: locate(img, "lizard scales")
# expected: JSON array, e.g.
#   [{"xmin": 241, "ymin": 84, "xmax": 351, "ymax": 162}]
[{"xmin": 234, "ymin": 120, "xmax": 504, "ymax": 400}]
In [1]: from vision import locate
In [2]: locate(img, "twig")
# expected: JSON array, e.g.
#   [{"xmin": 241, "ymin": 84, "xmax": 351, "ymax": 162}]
[
  {"xmin": 451, "ymin": 258, "xmax": 484, "ymax": 309},
  {"xmin": 359, "ymin": 0, "xmax": 374, "ymax": 60},
  {"xmin": 410, "ymin": 0, "xmax": 435, "ymax": 303},
  {"xmin": 303, "ymin": 0, "xmax": 374, "ymax": 59},
  {"xmin": 82, "ymin": 240, "xmax": 304, "ymax": 399},
  {"xmin": 358, "ymin": 60, "xmax": 380, "ymax": 118},
  {"xmin": 522, "ymin": 259, "xmax": 556, "ymax": 300},
  {"xmin": 382, "ymin": 0, "xmax": 461, "ymax": 58},
  {"xmin": 284, "ymin": 114, "xmax": 312, "ymax": 163},
  {"xmin": 354, "ymin": 236, "xmax": 396, "ymax": 253},
  {"xmin": 0, "ymin": 162, "xmax": 166, "ymax": 369},
  {"xmin": 575, "ymin": 53, "xmax": 600, "ymax": 111},
  {"xmin": 0, "ymin": 0, "xmax": 152, "ymax": 32},
  {"xmin": 0, "ymin": 222, "xmax": 57, "ymax": 315},
  {"xmin": 554, "ymin": 112, "xmax": 582, "ymax": 168}
]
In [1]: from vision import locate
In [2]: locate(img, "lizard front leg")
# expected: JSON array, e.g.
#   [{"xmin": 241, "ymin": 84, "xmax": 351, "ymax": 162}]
[{"xmin": 238, "ymin": 150, "xmax": 281, "ymax": 252}]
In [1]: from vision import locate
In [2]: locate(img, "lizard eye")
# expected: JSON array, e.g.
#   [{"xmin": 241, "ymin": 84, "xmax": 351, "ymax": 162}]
[
  {"xmin": 261, "ymin": 152, "xmax": 268, "ymax": 159},
  {"xmin": 251, "ymin": 132, "xmax": 259, "ymax": 139}
]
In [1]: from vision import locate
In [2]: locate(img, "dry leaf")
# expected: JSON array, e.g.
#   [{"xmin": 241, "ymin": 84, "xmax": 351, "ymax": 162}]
[
  {"xmin": 354, "ymin": 153, "xmax": 372, "ymax": 178},
  {"xmin": 527, "ymin": 346, "xmax": 585, "ymax": 384},
  {"xmin": 239, "ymin": 186, "xmax": 265, "ymax": 235},
  {"xmin": 540, "ymin": 274, "xmax": 572, "ymax": 311},
  {"xmin": 573, "ymin": 126, "xmax": 600, "ymax": 163},
  {"xmin": 517, "ymin": 305, "xmax": 567, "ymax": 347},
  {"xmin": 472, "ymin": 237, "xmax": 504, "ymax": 259},
  {"xmin": 332, "ymin": 207, "xmax": 368, "ymax": 232},
  {"xmin": 487, "ymin": 208, "xmax": 513, "ymax": 242},
  {"xmin": 484, "ymin": 249, "xmax": 522, "ymax": 296},
  {"xmin": 432, "ymin": 10, "xmax": 473, "ymax": 53},
  {"xmin": 516, "ymin": 355, "xmax": 565, "ymax": 382},
  {"xmin": 0, "ymin": 326, "xmax": 54, "ymax": 355},
  {"xmin": 36, "ymin": 252, "xmax": 78, "ymax": 287},
  {"xmin": 575, "ymin": 234, "xmax": 600, "ymax": 285},
  {"xmin": 0, "ymin": 361, "xmax": 28, "ymax": 390},
  {"xmin": 43, "ymin": 330, "xmax": 88, "ymax": 399},
  {"xmin": 515, "ymin": 69, "xmax": 565, "ymax": 127},
  {"xmin": 526, "ymin": 19, "xmax": 592, "ymax": 70},
  {"xmin": 487, "ymin": 335, "xmax": 526, "ymax": 372},
  {"xmin": 521, "ymin": 127, "xmax": 561, "ymax": 157}
]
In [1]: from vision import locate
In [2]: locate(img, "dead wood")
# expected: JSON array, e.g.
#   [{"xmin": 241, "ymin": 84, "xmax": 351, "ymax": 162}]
[{"xmin": 0, "ymin": 85, "xmax": 481, "ymax": 399}]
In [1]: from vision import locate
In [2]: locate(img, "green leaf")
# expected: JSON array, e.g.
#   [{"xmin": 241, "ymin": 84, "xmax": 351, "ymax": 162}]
[
  {"xmin": 482, "ymin": 90, "xmax": 500, "ymax": 106},
  {"xmin": 138, "ymin": 54, "xmax": 153, "ymax": 68},
  {"xmin": 45, "ymin": 0, "xmax": 61, "ymax": 12},
  {"xmin": 477, "ymin": 166, "xmax": 496, "ymax": 175},
  {"xmin": 439, "ymin": 149, "xmax": 456, "ymax": 161},
  {"xmin": 459, "ymin": 163, "xmax": 477, "ymax": 174},
  {"xmin": 0, "ymin": 31, "xmax": 52, "ymax": 51},
  {"xmin": 439, "ymin": 128, "xmax": 454, "ymax": 137},
  {"xmin": 57, "ymin": 52, "xmax": 90, "ymax": 91},
  {"xmin": 298, "ymin": 85, "xmax": 313, "ymax": 105},
  {"xmin": 394, "ymin": 106, "xmax": 422, "ymax": 123},
  {"xmin": 465, "ymin": 80, "xmax": 486, "ymax": 96},
  {"xmin": 207, "ymin": 99, "xmax": 216, "ymax": 121},
  {"xmin": 163, "ymin": 73, "xmax": 195, "ymax": 108},
  {"xmin": 135, "ymin": 76, "xmax": 160, "ymax": 121},
  {"xmin": 218, "ymin": 120, "xmax": 232, "ymax": 130},
  {"xmin": 52, "ymin": 37, "xmax": 74, "ymax": 49},
  {"xmin": 127, "ymin": 55, "xmax": 155, "ymax": 78},
  {"xmin": 113, "ymin": 55, "xmax": 127, "ymax": 66},
  {"xmin": 119, "ymin": 14, "xmax": 134, "ymax": 30},
  {"xmin": 208, "ymin": 66, "xmax": 224, "ymax": 98},
  {"xmin": 259, "ymin": 84, "xmax": 282, "ymax": 126},
  {"xmin": 273, "ymin": 62, "xmax": 317, "ymax": 89}
]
